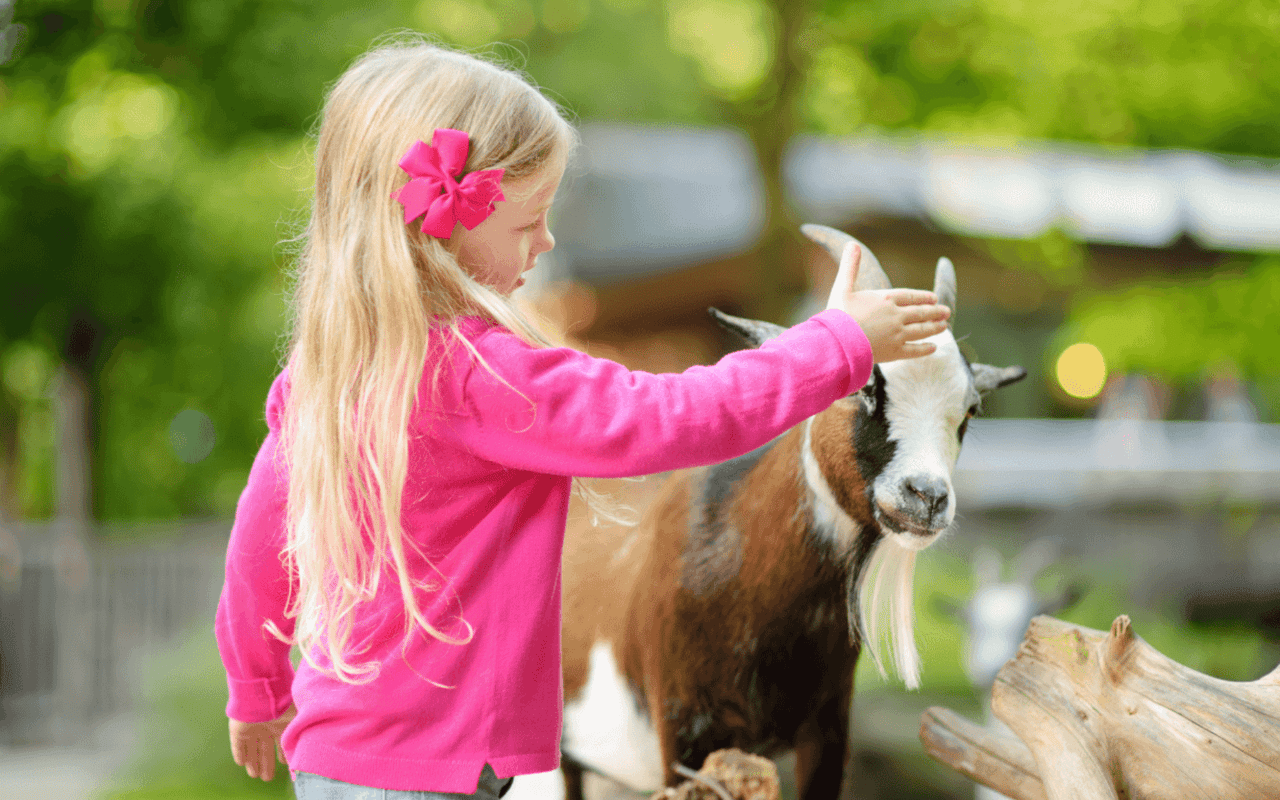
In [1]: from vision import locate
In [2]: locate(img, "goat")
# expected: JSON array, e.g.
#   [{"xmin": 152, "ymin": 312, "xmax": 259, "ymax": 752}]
[{"xmin": 554, "ymin": 224, "xmax": 1027, "ymax": 800}]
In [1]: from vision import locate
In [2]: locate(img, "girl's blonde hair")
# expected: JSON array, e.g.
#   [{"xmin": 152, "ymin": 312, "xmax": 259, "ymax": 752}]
[{"xmin": 278, "ymin": 37, "xmax": 580, "ymax": 683}]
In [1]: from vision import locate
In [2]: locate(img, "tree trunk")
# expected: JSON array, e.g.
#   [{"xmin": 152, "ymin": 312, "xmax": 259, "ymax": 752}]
[
  {"xmin": 920, "ymin": 614, "xmax": 1280, "ymax": 800},
  {"xmin": 731, "ymin": 0, "xmax": 814, "ymax": 324}
]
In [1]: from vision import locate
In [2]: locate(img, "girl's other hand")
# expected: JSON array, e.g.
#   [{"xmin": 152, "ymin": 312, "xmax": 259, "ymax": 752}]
[
  {"xmin": 229, "ymin": 704, "xmax": 296, "ymax": 781},
  {"xmin": 825, "ymin": 242, "xmax": 951, "ymax": 363}
]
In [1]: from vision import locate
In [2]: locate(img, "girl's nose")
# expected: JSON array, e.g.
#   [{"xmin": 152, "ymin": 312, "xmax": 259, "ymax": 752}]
[{"xmin": 537, "ymin": 229, "xmax": 555, "ymax": 255}]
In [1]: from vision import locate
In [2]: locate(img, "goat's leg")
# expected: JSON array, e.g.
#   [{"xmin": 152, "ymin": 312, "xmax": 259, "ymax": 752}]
[
  {"xmin": 648, "ymin": 688, "xmax": 691, "ymax": 789},
  {"xmin": 560, "ymin": 754, "xmax": 586, "ymax": 800},
  {"xmin": 793, "ymin": 673, "xmax": 854, "ymax": 799}
]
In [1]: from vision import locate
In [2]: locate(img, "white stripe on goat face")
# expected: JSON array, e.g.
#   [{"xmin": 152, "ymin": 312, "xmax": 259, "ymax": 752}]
[{"xmin": 873, "ymin": 329, "xmax": 973, "ymax": 550}]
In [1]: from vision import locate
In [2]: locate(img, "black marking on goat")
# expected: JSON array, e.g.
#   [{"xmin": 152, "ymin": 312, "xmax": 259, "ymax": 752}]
[
  {"xmin": 671, "ymin": 579, "xmax": 859, "ymax": 767},
  {"xmin": 682, "ymin": 440, "xmax": 776, "ymax": 595},
  {"xmin": 852, "ymin": 366, "xmax": 896, "ymax": 504}
]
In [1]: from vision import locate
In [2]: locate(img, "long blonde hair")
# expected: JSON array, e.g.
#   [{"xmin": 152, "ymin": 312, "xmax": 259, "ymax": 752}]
[{"xmin": 278, "ymin": 37, "xmax": 578, "ymax": 683}]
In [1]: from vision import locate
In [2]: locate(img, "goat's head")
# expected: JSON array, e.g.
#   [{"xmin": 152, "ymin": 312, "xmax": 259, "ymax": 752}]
[{"xmin": 709, "ymin": 223, "xmax": 1026, "ymax": 688}]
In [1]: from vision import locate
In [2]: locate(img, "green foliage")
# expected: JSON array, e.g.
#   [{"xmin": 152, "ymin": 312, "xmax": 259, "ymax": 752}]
[
  {"xmin": 805, "ymin": 0, "xmax": 1280, "ymax": 157},
  {"xmin": 1052, "ymin": 256, "xmax": 1280, "ymax": 417},
  {"xmin": 3, "ymin": 0, "xmax": 1279, "ymax": 520},
  {"xmin": 855, "ymin": 548, "xmax": 1275, "ymax": 698},
  {"xmin": 982, "ymin": 229, "xmax": 1087, "ymax": 289},
  {"xmin": 0, "ymin": 0, "xmax": 721, "ymax": 521},
  {"xmin": 801, "ymin": 0, "xmax": 1280, "ymax": 416},
  {"xmin": 855, "ymin": 548, "xmax": 975, "ymax": 695},
  {"xmin": 1055, "ymin": 578, "xmax": 1275, "ymax": 682}
]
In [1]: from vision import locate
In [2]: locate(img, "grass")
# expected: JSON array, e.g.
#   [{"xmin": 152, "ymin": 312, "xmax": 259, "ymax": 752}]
[{"xmin": 100, "ymin": 628, "xmax": 292, "ymax": 800}]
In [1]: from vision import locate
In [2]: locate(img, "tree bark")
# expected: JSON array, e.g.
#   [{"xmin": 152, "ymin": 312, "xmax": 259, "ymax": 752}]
[
  {"xmin": 920, "ymin": 614, "xmax": 1280, "ymax": 800},
  {"xmin": 919, "ymin": 707, "xmax": 1045, "ymax": 800},
  {"xmin": 731, "ymin": 0, "xmax": 814, "ymax": 324}
]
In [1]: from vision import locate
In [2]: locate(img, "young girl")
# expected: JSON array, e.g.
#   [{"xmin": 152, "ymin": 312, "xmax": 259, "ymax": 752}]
[{"xmin": 216, "ymin": 37, "xmax": 949, "ymax": 800}]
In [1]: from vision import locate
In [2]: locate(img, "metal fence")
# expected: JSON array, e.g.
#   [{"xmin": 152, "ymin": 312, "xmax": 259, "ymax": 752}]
[
  {"xmin": 0, "ymin": 418, "xmax": 1277, "ymax": 749},
  {"xmin": 0, "ymin": 519, "xmax": 228, "ymax": 746}
]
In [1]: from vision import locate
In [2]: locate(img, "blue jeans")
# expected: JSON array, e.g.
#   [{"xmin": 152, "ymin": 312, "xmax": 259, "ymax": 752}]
[{"xmin": 293, "ymin": 764, "xmax": 513, "ymax": 799}]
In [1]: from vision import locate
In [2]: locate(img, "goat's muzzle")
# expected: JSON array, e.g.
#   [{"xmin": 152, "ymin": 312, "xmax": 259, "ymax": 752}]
[{"xmin": 874, "ymin": 476, "xmax": 951, "ymax": 548}]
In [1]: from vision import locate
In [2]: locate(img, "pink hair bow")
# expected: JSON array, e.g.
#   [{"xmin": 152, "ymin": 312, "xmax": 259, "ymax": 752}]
[{"xmin": 392, "ymin": 129, "xmax": 505, "ymax": 239}]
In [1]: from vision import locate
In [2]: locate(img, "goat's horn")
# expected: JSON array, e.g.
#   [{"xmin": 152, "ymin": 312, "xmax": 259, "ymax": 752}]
[
  {"xmin": 933, "ymin": 257, "xmax": 956, "ymax": 323},
  {"xmin": 800, "ymin": 223, "xmax": 892, "ymax": 291},
  {"xmin": 708, "ymin": 308, "xmax": 787, "ymax": 347}
]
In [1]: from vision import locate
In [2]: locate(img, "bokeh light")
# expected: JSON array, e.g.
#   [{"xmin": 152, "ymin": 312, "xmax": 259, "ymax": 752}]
[
  {"xmin": 1056, "ymin": 342, "xmax": 1107, "ymax": 399},
  {"xmin": 169, "ymin": 409, "xmax": 216, "ymax": 464}
]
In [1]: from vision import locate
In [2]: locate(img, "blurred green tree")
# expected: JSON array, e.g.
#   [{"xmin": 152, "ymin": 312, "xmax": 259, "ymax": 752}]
[
  {"xmin": 801, "ymin": 0, "xmax": 1280, "ymax": 417},
  {"xmin": 1, "ymin": 0, "xmax": 1277, "ymax": 523}
]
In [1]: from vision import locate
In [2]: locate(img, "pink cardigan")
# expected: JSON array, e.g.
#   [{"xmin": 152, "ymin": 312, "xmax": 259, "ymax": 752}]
[{"xmin": 215, "ymin": 309, "xmax": 873, "ymax": 793}]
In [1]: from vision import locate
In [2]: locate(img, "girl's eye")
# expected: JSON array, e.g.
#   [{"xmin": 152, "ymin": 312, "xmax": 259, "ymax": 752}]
[{"xmin": 520, "ymin": 211, "xmax": 548, "ymax": 232}]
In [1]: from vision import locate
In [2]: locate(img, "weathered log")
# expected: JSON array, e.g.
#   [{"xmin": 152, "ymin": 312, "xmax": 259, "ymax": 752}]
[
  {"xmin": 919, "ymin": 706, "xmax": 1045, "ymax": 800},
  {"xmin": 921, "ymin": 614, "xmax": 1280, "ymax": 800},
  {"xmin": 649, "ymin": 749, "xmax": 780, "ymax": 800}
]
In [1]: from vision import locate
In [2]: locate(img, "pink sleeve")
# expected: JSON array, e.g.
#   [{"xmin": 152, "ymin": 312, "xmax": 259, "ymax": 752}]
[
  {"xmin": 214, "ymin": 373, "xmax": 296, "ymax": 723},
  {"xmin": 440, "ymin": 309, "xmax": 873, "ymax": 477}
]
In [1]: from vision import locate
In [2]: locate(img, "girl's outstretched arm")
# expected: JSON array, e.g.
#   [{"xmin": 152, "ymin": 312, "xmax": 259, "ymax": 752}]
[
  {"xmin": 435, "ymin": 308, "xmax": 876, "ymax": 478},
  {"xmin": 434, "ymin": 240, "xmax": 948, "ymax": 478}
]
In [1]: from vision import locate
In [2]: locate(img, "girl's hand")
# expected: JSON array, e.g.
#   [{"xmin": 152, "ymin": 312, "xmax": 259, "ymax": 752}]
[
  {"xmin": 825, "ymin": 242, "xmax": 951, "ymax": 363},
  {"xmin": 229, "ymin": 704, "xmax": 295, "ymax": 781}
]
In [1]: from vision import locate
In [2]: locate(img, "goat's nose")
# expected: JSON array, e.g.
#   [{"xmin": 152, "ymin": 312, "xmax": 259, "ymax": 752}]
[{"xmin": 905, "ymin": 474, "xmax": 949, "ymax": 517}]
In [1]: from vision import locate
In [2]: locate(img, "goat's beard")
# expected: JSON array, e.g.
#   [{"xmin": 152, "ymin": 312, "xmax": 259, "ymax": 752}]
[{"xmin": 848, "ymin": 535, "xmax": 921, "ymax": 690}]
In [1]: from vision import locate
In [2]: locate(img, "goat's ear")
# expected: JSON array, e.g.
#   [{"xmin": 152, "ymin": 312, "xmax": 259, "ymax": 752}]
[
  {"xmin": 933, "ymin": 257, "xmax": 956, "ymax": 321},
  {"xmin": 708, "ymin": 308, "xmax": 788, "ymax": 347},
  {"xmin": 972, "ymin": 363, "xmax": 1027, "ymax": 394},
  {"xmin": 800, "ymin": 223, "xmax": 892, "ymax": 291}
]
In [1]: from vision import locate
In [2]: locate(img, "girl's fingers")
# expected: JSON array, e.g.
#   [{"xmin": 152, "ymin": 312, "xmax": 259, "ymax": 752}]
[
  {"xmin": 255, "ymin": 739, "xmax": 268, "ymax": 778},
  {"xmin": 887, "ymin": 288, "xmax": 938, "ymax": 306},
  {"xmin": 260, "ymin": 738, "xmax": 276, "ymax": 781},
  {"xmin": 897, "ymin": 341, "xmax": 938, "ymax": 359},
  {"xmin": 901, "ymin": 304, "xmax": 951, "ymax": 324},
  {"xmin": 232, "ymin": 736, "xmax": 252, "ymax": 774},
  {"xmin": 262, "ymin": 737, "xmax": 277, "ymax": 778},
  {"xmin": 903, "ymin": 320, "xmax": 950, "ymax": 340},
  {"xmin": 841, "ymin": 242, "xmax": 861, "ymax": 286},
  {"xmin": 834, "ymin": 242, "xmax": 861, "ymax": 295},
  {"xmin": 229, "ymin": 715, "xmax": 291, "ymax": 781}
]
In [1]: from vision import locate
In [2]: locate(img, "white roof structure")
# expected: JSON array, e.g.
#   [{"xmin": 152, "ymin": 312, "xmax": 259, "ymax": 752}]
[
  {"xmin": 550, "ymin": 124, "xmax": 765, "ymax": 281},
  {"xmin": 955, "ymin": 419, "xmax": 1280, "ymax": 508},
  {"xmin": 787, "ymin": 134, "xmax": 1280, "ymax": 251},
  {"xmin": 549, "ymin": 123, "xmax": 1280, "ymax": 282}
]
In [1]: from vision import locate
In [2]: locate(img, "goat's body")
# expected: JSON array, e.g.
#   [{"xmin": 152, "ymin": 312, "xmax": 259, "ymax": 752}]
[
  {"xmin": 556, "ymin": 224, "xmax": 1027, "ymax": 800},
  {"xmin": 561, "ymin": 427, "xmax": 870, "ymax": 798}
]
